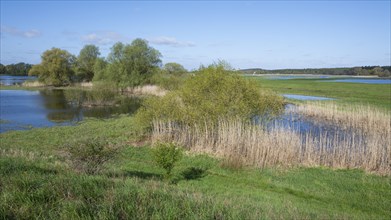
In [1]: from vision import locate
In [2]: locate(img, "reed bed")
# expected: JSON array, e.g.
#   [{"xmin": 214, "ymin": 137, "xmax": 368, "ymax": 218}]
[
  {"xmin": 291, "ymin": 102, "xmax": 390, "ymax": 136},
  {"xmin": 126, "ymin": 85, "xmax": 167, "ymax": 96},
  {"xmin": 152, "ymin": 103, "xmax": 391, "ymax": 175}
]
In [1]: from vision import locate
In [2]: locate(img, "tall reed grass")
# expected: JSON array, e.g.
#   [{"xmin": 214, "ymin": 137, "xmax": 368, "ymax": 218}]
[
  {"xmin": 291, "ymin": 102, "xmax": 390, "ymax": 136},
  {"xmin": 152, "ymin": 103, "xmax": 390, "ymax": 175}
]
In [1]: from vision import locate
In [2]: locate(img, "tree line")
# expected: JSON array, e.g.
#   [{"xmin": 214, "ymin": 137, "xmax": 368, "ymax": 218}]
[
  {"xmin": 241, "ymin": 66, "xmax": 391, "ymax": 77},
  {"xmin": 28, "ymin": 38, "xmax": 187, "ymax": 87},
  {"xmin": 0, "ymin": 63, "xmax": 33, "ymax": 76}
]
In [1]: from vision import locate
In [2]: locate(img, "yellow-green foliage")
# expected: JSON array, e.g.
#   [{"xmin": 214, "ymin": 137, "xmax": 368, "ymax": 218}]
[
  {"xmin": 136, "ymin": 65, "xmax": 284, "ymax": 127},
  {"xmin": 152, "ymin": 142, "xmax": 183, "ymax": 178}
]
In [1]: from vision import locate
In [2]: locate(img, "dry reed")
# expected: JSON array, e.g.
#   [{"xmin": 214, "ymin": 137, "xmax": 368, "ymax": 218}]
[
  {"xmin": 291, "ymin": 102, "xmax": 390, "ymax": 136},
  {"xmin": 22, "ymin": 81, "xmax": 45, "ymax": 87},
  {"xmin": 151, "ymin": 103, "xmax": 391, "ymax": 175},
  {"xmin": 125, "ymin": 85, "xmax": 167, "ymax": 96}
]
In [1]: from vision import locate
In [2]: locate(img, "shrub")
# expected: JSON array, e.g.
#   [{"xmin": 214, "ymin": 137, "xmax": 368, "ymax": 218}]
[
  {"xmin": 151, "ymin": 142, "xmax": 183, "ymax": 179},
  {"xmin": 65, "ymin": 138, "xmax": 119, "ymax": 174},
  {"xmin": 136, "ymin": 64, "xmax": 284, "ymax": 129},
  {"xmin": 151, "ymin": 72, "xmax": 186, "ymax": 91}
]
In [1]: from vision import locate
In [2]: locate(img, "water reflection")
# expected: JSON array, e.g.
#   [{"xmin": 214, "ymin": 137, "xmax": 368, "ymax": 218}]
[
  {"xmin": 264, "ymin": 104, "xmax": 365, "ymax": 148},
  {"xmin": 283, "ymin": 94, "xmax": 334, "ymax": 101},
  {"xmin": 0, "ymin": 89, "xmax": 141, "ymax": 133},
  {"xmin": 0, "ymin": 75, "xmax": 37, "ymax": 85}
]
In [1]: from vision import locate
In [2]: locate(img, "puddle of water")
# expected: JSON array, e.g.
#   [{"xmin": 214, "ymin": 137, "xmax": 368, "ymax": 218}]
[{"xmin": 283, "ymin": 94, "xmax": 334, "ymax": 101}]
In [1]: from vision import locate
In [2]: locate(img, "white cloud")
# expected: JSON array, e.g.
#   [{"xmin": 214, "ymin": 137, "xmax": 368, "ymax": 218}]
[
  {"xmin": 149, "ymin": 36, "xmax": 195, "ymax": 47},
  {"xmin": 81, "ymin": 32, "xmax": 124, "ymax": 45},
  {"xmin": 1, "ymin": 25, "xmax": 41, "ymax": 38}
]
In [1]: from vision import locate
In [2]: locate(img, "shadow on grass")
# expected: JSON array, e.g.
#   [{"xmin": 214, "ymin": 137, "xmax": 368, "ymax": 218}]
[
  {"xmin": 106, "ymin": 167, "xmax": 208, "ymax": 183},
  {"xmin": 124, "ymin": 170, "xmax": 163, "ymax": 180},
  {"xmin": 181, "ymin": 167, "xmax": 207, "ymax": 180},
  {"xmin": 0, "ymin": 159, "xmax": 58, "ymax": 176},
  {"xmin": 105, "ymin": 170, "xmax": 162, "ymax": 180}
]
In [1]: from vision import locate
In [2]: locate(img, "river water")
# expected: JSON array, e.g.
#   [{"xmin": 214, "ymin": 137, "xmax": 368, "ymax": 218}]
[
  {"xmin": 0, "ymin": 89, "xmax": 141, "ymax": 133},
  {"xmin": 0, "ymin": 75, "xmax": 37, "ymax": 86}
]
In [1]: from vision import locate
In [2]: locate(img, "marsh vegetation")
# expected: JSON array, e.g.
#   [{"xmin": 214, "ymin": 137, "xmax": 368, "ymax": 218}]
[{"xmin": 1, "ymin": 40, "xmax": 390, "ymax": 219}]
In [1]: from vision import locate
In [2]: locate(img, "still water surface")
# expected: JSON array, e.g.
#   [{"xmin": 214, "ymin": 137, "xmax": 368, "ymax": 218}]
[
  {"xmin": 0, "ymin": 89, "xmax": 141, "ymax": 133},
  {"xmin": 0, "ymin": 75, "xmax": 37, "ymax": 85},
  {"xmin": 323, "ymin": 78, "xmax": 391, "ymax": 84},
  {"xmin": 283, "ymin": 94, "xmax": 334, "ymax": 101}
]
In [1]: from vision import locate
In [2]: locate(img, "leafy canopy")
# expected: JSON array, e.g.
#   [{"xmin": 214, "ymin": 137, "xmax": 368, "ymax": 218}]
[
  {"xmin": 29, "ymin": 48, "xmax": 76, "ymax": 86},
  {"xmin": 75, "ymin": 44, "xmax": 100, "ymax": 82},
  {"xmin": 93, "ymin": 39, "xmax": 162, "ymax": 88},
  {"xmin": 152, "ymin": 142, "xmax": 183, "ymax": 179},
  {"xmin": 163, "ymin": 62, "xmax": 187, "ymax": 75}
]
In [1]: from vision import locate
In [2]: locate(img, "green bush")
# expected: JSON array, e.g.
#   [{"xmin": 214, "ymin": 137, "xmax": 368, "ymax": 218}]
[
  {"xmin": 65, "ymin": 138, "xmax": 119, "ymax": 174},
  {"xmin": 151, "ymin": 72, "xmax": 186, "ymax": 91},
  {"xmin": 152, "ymin": 142, "xmax": 183, "ymax": 179},
  {"xmin": 136, "ymin": 64, "xmax": 284, "ymax": 128}
]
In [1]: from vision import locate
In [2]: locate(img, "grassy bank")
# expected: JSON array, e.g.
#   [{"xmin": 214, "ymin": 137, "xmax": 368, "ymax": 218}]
[
  {"xmin": 1, "ymin": 116, "xmax": 390, "ymax": 219},
  {"xmin": 249, "ymin": 77, "xmax": 391, "ymax": 109}
]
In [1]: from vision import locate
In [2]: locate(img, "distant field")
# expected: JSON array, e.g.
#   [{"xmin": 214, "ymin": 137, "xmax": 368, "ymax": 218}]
[{"xmin": 248, "ymin": 76, "xmax": 391, "ymax": 110}]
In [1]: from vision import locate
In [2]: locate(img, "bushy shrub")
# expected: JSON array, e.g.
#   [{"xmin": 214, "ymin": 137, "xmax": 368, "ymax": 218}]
[
  {"xmin": 151, "ymin": 72, "xmax": 186, "ymax": 91},
  {"xmin": 151, "ymin": 142, "xmax": 183, "ymax": 179},
  {"xmin": 136, "ymin": 64, "xmax": 284, "ymax": 128},
  {"xmin": 65, "ymin": 138, "xmax": 119, "ymax": 174}
]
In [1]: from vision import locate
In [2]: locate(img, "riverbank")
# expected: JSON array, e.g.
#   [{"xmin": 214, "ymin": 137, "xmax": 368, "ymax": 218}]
[{"xmin": 1, "ymin": 116, "xmax": 390, "ymax": 219}]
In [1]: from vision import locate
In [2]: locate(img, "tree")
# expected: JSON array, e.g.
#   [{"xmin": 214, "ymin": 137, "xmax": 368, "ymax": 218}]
[
  {"xmin": 163, "ymin": 62, "xmax": 187, "ymax": 75},
  {"xmin": 92, "ymin": 57, "xmax": 108, "ymax": 82},
  {"xmin": 0, "ymin": 63, "xmax": 32, "ymax": 76},
  {"xmin": 98, "ymin": 39, "xmax": 162, "ymax": 89},
  {"xmin": 0, "ymin": 64, "xmax": 6, "ymax": 75},
  {"xmin": 75, "ymin": 45, "xmax": 100, "ymax": 82},
  {"xmin": 29, "ymin": 48, "xmax": 76, "ymax": 86}
]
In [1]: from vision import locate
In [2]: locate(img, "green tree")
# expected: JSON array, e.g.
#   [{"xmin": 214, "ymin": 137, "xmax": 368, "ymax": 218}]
[
  {"xmin": 152, "ymin": 142, "xmax": 183, "ymax": 179},
  {"xmin": 99, "ymin": 39, "xmax": 162, "ymax": 89},
  {"xmin": 1, "ymin": 62, "xmax": 32, "ymax": 76},
  {"xmin": 163, "ymin": 62, "xmax": 187, "ymax": 75},
  {"xmin": 151, "ymin": 62, "xmax": 188, "ymax": 91},
  {"xmin": 29, "ymin": 48, "xmax": 76, "ymax": 86},
  {"xmin": 92, "ymin": 57, "xmax": 108, "ymax": 82},
  {"xmin": 75, "ymin": 44, "xmax": 100, "ymax": 82},
  {"xmin": 0, "ymin": 64, "xmax": 6, "ymax": 75}
]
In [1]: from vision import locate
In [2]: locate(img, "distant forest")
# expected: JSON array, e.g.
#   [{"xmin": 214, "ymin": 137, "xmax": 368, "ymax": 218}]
[
  {"xmin": 0, "ymin": 63, "xmax": 33, "ymax": 76},
  {"xmin": 1, "ymin": 62, "xmax": 390, "ymax": 77},
  {"xmin": 240, "ymin": 66, "xmax": 391, "ymax": 77}
]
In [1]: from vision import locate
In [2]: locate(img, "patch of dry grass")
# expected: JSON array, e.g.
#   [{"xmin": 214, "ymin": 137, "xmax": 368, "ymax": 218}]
[{"xmin": 125, "ymin": 85, "xmax": 167, "ymax": 96}]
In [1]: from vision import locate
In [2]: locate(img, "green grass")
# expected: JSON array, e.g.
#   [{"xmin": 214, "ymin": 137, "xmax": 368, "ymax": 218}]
[
  {"xmin": 1, "ymin": 116, "xmax": 390, "ymax": 219},
  {"xmin": 249, "ymin": 77, "xmax": 391, "ymax": 109}
]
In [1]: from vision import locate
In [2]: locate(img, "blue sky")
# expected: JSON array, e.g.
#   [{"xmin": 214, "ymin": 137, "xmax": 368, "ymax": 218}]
[{"xmin": 1, "ymin": 1, "xmax": 390, "ymax": 70}]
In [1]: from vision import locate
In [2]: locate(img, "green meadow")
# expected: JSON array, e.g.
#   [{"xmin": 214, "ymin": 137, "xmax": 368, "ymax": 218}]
[
  {"xmin": 249, "ymin": 76, "xmax": 391, "ymax": 109},
  {"xmin": 1, "ymin": 116, "xmax": 390, "ymax": 219}
]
